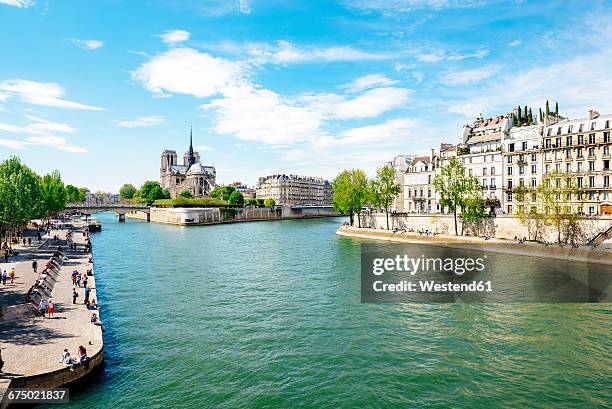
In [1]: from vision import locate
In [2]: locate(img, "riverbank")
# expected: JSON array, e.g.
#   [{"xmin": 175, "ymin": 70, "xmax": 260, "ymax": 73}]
[
  {"xmin": 337, "ymin": 226, "xmax": 612, "ymax": 265},
  {"xmin": 0, "ymin": 223, "xmax": 103, "ymax": 408}
]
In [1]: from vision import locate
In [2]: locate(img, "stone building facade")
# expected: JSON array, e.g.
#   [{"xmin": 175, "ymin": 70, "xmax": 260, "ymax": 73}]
[
  {"xmin": 256, "ymin": 174, "xmax": 332, "ymax": 206},
  {"xmin": 160, "ymin": 130, "xmax": 216, "ymax": 198}
]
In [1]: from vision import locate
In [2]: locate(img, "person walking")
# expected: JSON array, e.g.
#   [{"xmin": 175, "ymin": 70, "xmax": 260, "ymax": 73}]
[
  {"xmin": 1, "ymin": 270, "xmax": 7, "ymax": 285},
  {"xmin": 72, "ymin": 288, "xmax": 79, "ymax": 304},
  {"xmin": 32, "ymin": 260, "xmax": 38, "ymax": 273},
  {"xmin": 39, "ymin": 299, "xmax": 47, "ymax": 318},
  {"xmin": 76, "ymin": 273, "xmax": 81, "ymax": 288},
  {"xmin": 9, "ymin": 267, "xmax": 15, "ymax": 284},
  {"xmin": 71, "ymin": 270, "xmax": 77, "ymax": 286},
  {"xmin": 47, "ymin": 300, "xmax": 55, "ymax": 318},
  {"xmin": 83, "ymin": 276, "xmax": 88, "ymax": 289}
]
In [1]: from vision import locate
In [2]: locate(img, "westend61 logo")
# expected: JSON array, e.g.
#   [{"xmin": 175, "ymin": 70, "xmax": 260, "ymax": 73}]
[{"xmin": 360, "ymin": 243, "xmax": 610, "ymax": 303}]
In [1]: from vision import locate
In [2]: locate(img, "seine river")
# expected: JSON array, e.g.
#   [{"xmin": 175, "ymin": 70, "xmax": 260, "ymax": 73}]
[{"xmin": 55, "ymin": 213, "xmax": 610, "ymax": 408}]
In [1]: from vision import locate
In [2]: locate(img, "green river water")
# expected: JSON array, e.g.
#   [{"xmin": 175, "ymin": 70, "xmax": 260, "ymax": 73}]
[{"xmin": 53, "ymin": 213, "xmax": 610, "ymax": 408}]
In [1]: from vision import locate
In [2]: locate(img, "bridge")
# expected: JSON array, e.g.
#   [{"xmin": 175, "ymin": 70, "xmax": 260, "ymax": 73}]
[{"xmin": 65, "ymin": 204, "xmax": 150, "ymax": 222}]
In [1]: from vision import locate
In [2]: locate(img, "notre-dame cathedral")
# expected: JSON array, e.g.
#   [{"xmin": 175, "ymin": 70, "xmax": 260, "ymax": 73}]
[{"xmin": 160, "ymin": 128, "xmax": 216, "ymax": 198}]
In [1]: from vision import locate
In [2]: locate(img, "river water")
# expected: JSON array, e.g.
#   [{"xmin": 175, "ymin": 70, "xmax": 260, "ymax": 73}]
[{"xmin": 54, "ymin": 213, "xmax": 610, "ymax": 408}]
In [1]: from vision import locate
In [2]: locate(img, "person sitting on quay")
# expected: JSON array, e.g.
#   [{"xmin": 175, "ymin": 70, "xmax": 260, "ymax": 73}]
[
  {"xmin": 59, "ymin": 349, "xmax": 76, "ymax": 371},
  {"xmin": 86, "ymin": 299, "xmax": 98, "ymax": 310},
  {"xmin": 39, "ymin": 299, "xmax": 47, "ymax": 318},
  {"xmin": 78, "ymin": 345, "xmax": 89, "ymax": 365},
  {"xmin": 90, "ymin": 312, "xmax": 104, "ymax": 330}
]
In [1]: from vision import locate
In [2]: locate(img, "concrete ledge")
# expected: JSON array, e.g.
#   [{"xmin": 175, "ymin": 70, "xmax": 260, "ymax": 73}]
[{"xmin": 337, "ymin": 227, "xmax": 612, "ymax": 266}]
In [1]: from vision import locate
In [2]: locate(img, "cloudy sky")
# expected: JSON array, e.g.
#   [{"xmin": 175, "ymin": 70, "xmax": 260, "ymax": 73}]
[{"xmin": 1, "ymin": 0, "xmax": 611, "ymax": 192}]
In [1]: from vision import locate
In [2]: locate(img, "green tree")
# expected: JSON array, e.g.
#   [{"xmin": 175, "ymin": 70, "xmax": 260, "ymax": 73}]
[
  {"xmin": 135, "ymin": 181, "xmax": 170, "ymax": 205},
  {"xmin": 539, "ymin": 107, "xmax": 543, "ymax": 123},
  {"xmin": 245, "ymin": 198, "xmax": 257, "ymax": 206},
  {"xmin": 371, "ymin": 164, "xmax": 401, "ymax": 230},
  {"xmin": 0, "ymin": 157, "xmax": 45, "ymax": 237},
  {"xmin": 536, "ymin": 171, "xmax": 582, "ymax": 243},
  {"xmin": 555, "ymin": 101, "xmax": 559, "ymax": 117},
  {"xmin": 179, "ymin": 190, "xmax": 193, "ymax": 198},
  {"xmin": 211, "ymin": 185, "xmax": 237, "ymax": 202},
  {"xmin": 460, "ymin": 196, "xmax": 487, "ymax": 235},
  {"xmin": 119, "ymin": 183, "xmax": 137, "ymax": 199},
  {"xmin": 40, "ymin": 170, "xmax": 66, "ymax": 216},
  {"xmin": 65, "ymin": 184, "xmax": 86, "ymax": 203},
  {"xmin": 263, "ymin": 197, "xmax": 276, "ymax": 207},
  {"xmin": 546, "ymin": 99, "xmax": 550, "ymax": 116},
  {"xmin": 332, "ymin": 169, "xmax": 369, "ymax": 227},
  {"xmin": 228, "ymin": 190, "xmax": 244, "ymax": 205},
  {"xmin": 433, "ymin": 156, "xmax": 483, "ymax": 236}
]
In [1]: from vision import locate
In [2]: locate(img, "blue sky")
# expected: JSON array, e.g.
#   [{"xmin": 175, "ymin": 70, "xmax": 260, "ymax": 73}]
[{"xmin": 1, "ymin": 0, "xmax": 611, "ymax": 192}]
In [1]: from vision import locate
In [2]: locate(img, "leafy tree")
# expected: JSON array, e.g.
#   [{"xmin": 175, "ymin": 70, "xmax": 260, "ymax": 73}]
[
  {"xmin": 119, "ymin": 183, "xmax": 137, "ymax": 199},
  {"xmin": 545, "ymin": 99, "xmax": 550, "ymax": 116},
  {"xmin": 460, "ymin": 196, "xmax": 487, "ymax": 235},
  {"xmin": 40, "ymin": 170, "xmax": 66, "ymax": 216},
  {"xmin": 135, "ymin": 181, "xmax": 170, "ymax": 205},
  {"xmin": 66, "ymin": 184, "xmax": 86, "ymax": 203},
  {"xmin": 371, "ymin": 164, "xmax": 401, "ymax": 230},
  {"xmin": 0, "ymin": 157, "xmax": 45, "ymax": 236},
  {"xmin": 211, "ymin": 185, "xmax": 237, "ymax": 202},
  {"xmin": 332, "ymin": 169, "xmax": 369, "ymax": 227},
  {"xmin": 536, "ymin": 170, "xmax": 583, "ymax": 243},
  {"xmin": 228, "ymin": 190, "xmax": 244, "ymax": 205},
  {"xmin": 539, "ymin": 107, "xmax": 543, "ymax": 123},
  {"xmin": 555, "ymin": 101, "xmax": 559, "ymax": 117},
  {"xmin": 433, "ymin": 156, "xmax": 483, "ymax": 236},
  {"xmin": 179, "ymin": 190, "xmax": 193, "ymax": 198},
  {"xmin": 245, "ymin": 198, "xmax": 257, "ymax": 206},
  {"xmin": 263, "ymin": 197, "xmax": 276, "ymax": 207}
]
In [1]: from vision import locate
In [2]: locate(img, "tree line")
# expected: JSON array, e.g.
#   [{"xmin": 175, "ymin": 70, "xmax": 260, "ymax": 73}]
[{"xmin": 0, "ymin": 157, "xmax": 87, "ymax": 239}]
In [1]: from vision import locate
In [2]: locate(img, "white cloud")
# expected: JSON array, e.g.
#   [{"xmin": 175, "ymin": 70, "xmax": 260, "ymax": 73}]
[
  {"xmin": 412, "ymin": 72, "xmax": 425, "ymax": 85},
  {"xmin": 0, "ymin": 79, "xmax": 104, "ymax": 110},
  {"xmin": 114, "ymin": 116, "xmax": 165, "ymax": 128},
  {"xmin": 248, "ymin": 40, "xmax": 392, "ymax": 64},
  {"xmin": 509, "ymin": 39, "xmax": 522, "ymax": 47},
  {"xmin": 344, "ymin": 0, "xmax": 481, "ymax": 14},
  {"xmin": 195, "ymin": 144, "xmax": 213, "ymax": 152},
  {"xmin": 0, "ymin": 0, "xmax": 33, "ymax": 7},
  {"xmin": 131, "ymin": 48, "xmax": 245, "ymax": 98},
  {"xmin": 300, "ymin": 87, "xmax": 411, "ymax": 120},
  {"xmin": 393, "ymin": 63, "xmax": 416, "ymax": 72},
  {"xmin": 68, "ymin": 39, "xmax": 104, "ymax": 50},
  {"xmin": 202, "ymin": 85, "xmax": 322, "ymax": 144},
  {"xmin": 158, "ymin": 29, "xmax": 190, "ymax": 45},
  {"xmin": 238, "ymin": 0, "xmax": 251, "ymax": 14},
  {"xmin": 440, "ymin": 65, "xmax": 500, "ymax": 86},
  {"xmin": 0, "ymin": 116, "xmax": 85, "ymax": 152},
  {"xmin": 416, "ymin": 48, "xmax": 489, "ymax": 63},
  {"xmin": 339, "ymin": 74, "xmax": 398, "ymax": 93}
]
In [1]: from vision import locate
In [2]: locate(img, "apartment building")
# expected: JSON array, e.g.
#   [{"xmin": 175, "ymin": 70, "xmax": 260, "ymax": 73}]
[
  {"xmin": 388, "ymin": 154, "xmax": 415, "ymax": 212},
  {"xmin": 404, "ymin": 149, "xmax": 439, "ymax": 213},
  {"xmin": 458, "ymin": 114, "xmax": 510, "ymax": 213},
  {"xmin": 502, "ymin": 124, "xmax": 544, "ymax": 214},
  {"xmin": 541, "ymin": 110, "xmax": 612, "ymax": 215},
  {"xmin": 255, "ymin": 174, "xmax": 333, "ymax": 206}
]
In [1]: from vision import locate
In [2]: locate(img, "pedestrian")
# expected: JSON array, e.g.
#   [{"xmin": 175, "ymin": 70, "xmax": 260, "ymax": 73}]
[
  {"xmin": 84, "ymin": 287, "xmax": 91, "ymax": 304},
  {"xmin": 47, "ymin": 300, "xmax": 55, "ymax": 318},
  {"xmin": 39, "ymin": 299, "xmax": 47, "ymax": 318},
  {"xmin": 71, "ymin": 270, "xmax": 77, "ymax": 285},
  {"xmin": 0, "ymin": 349, "xmax": 4, "ymax": 373},
  {"xmin": 83, "ymin": 277, "xmax": 88, "ymax": 289},
  {"xmin": 9, "ymin": 267, "xmax": 15, "ymax": 284},
  {"xmin": 32, "ymin": 259, "xmax": 38, "ymax": 273},
  {"xmin": 1, "ymin": 270, "xmax": 7, "ymax": 285},
  {"xmin": 72, "ymin": 288, "xmax": 79, "ymax": 304},
  {"xmin": 78, "ymin": 345, "xmax": 88, "ymax": 364},
  {"xmin": 76, "ymin": 273, "xmax": 81, "ymax": 287},
  {"xmin": 28, "ymin": 237, "xmax": 32, "ymax": 246}
]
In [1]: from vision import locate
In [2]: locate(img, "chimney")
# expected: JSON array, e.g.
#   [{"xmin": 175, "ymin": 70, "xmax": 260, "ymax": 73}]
[
  {"xmin": 430, "ymin": 148, "xmax": 435, "ymax": 161},
  {"xmin": 587, "ymin": 109, "xmax": 599, "ymax": 120}
]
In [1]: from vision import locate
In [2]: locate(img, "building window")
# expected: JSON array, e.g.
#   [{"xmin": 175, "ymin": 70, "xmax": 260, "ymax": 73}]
[
  {"xmin": 605, "ymin": 146, "xmax": 610, "ymax": 156},
  {"xmin": 547, "ymin": 128, "xmax": 552, "ymax": 136},
  {"xmin": 555, "ymin": 164, "xmax": 561, "ymax": 172},
  {"xmin": 531, "ymin": 153, "xmax": 537, "ymax": 161},
  {"xmin": 568, "ymin": 125, "xmax": 574, "ymax": 133},
  {"xmin": 545, "ymin": 139, "xmax": 551, "ymax": 148},
  {"xmin": 577, "ymin": 147, "xmax": 583, "ymax": 157},
  {"xmin": 577, "ymin": 162, "xmax": 583, "ymax": 172},
  {"xmin": 491, "ymin": 166, "xmax": 495, "ymax": 175},
  {"xmin": 483, "ymin": 168, "xmax": 488, "ymax": 176},
  {"xmin": 507, "ymin": 167, "xmax": 513, "ymax": 175},
  {"xmin": 545, "ymin": 164, "xmax": 551, "ymax": 174},
  {"xmin": 556, "ymin": 137, "xmax": 561, "ymax": 147},
  {"xmin": 490, "ymin": 178, "xmax": 495, "ymax": 188},
  {"xmin": 604, "ymin": 132, "xmax": 611, "ymax": 143},
  {"xmin": 589, "ymin": 161, "xmax": 595, "ymax": 171},
  {"xmin": 566, "ymin": 136, "xmax": 573, "ymax": 146},
  {"xmin": 579, "ymin": 124, "xmax": 584, "ymax": 132},
  {"xmin": 519, "ymin": 165, "xmax": 525, "ymax": 175},
  {"xmin": 507, "ymin": 180, "xmax": 513, "ymax": 189},
  {"xmin": 468, "ymin": 169, "xmax": 473, "ymax": 176},
  {"xmin": 508, "ymin": 143, "xmax": 515, "ymax": 152},
  {"xmin": 522, "ymin": 142, "xmax": 527, "ymax": 150},
  {"xmin": 604, "ymin": 160, "xmax": 610, "ymax": 170},
  {"xmin": 589, "ymin": 206, "xmax": 595, "ymax": 215},
  {"xmin": 588, "ymin": 134, "xmax": 596, "ymax": 144},
  {"xmin": 591, "ymin": 122, "xmax": 596, "ymax": 131},
  {"xmin": 531, "ymin": 164, "xmax": 537, "ymax": 174},
  {"xmin": 507, "ymin": 192, "xmax": 513, "ymax": 202},
  {"xmin": 565, "ymin": 149, "xmax": 572, "ymax": 159},
  {"xmin": 531, "ymin": 178, "xmax": 537, "ymax": 188},
  {"xmin": 606, "ymin": 120, "xmax": 610, "ymax": 129},
  {"xmin": 604, "ymin": 176, "xmax": 610, "ymax": 188},
  {"xmin": 507, "ymin": 156, "xmax": 513, "ymax": 164},
  {"xmin": 577, "ymin": 177, "xmax": 583, "ymax": 187},
  {"xmin": 578, "ymin": 135, "xmax": 584, "ymax": 144},
  {"xmin": 565, "ymin": 163, "xmax": 571, "ymax": 172}
]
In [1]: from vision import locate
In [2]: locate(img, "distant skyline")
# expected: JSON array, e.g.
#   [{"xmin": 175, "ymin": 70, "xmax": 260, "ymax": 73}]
[{"xmin": 1, "ymin": 0, "xmax": 612, "ymax": 192}]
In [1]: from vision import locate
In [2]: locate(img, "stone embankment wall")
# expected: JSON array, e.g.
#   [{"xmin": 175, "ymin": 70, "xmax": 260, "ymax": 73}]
[
  {"xmin": 337, "ymin": 227, "xmax": 612, "ymax": 265},
  {"xmin": 357, "ymin": 213, "xmax": 612, "ymax": 244}
]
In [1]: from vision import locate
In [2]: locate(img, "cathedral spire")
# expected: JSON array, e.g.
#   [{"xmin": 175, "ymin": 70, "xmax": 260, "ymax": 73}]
[{"xmin": 187, "ymin": 124, "xmax": 196, "ymax": 168}]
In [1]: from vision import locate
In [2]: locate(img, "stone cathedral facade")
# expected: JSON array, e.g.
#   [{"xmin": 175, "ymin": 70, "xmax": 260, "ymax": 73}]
[{"xmin": 160, "ymin": 129, "xmax": 216, "ymax": 198}]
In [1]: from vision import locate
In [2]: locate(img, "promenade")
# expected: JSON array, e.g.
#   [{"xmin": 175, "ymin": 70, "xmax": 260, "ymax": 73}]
[{"xmin": 0, "ymin": 223, "xmax": 103, "ymax": 406}]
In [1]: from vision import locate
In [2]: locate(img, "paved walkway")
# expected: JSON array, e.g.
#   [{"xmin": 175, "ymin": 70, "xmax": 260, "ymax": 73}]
[{"xmin": 0, "ymin": 227, "xmax": 103, "ymax": 378}]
